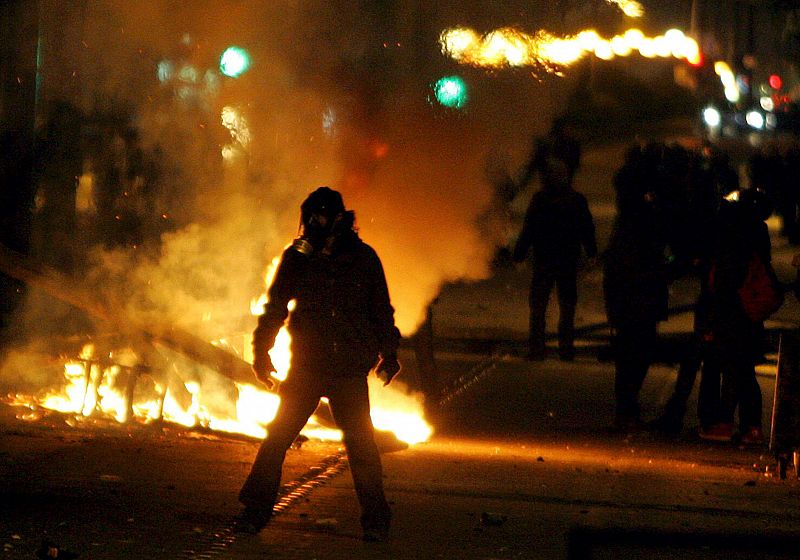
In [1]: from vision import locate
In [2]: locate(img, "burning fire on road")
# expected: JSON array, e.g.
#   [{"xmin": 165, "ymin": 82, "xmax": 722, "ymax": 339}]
[
  {"xmin": 4, "ymin": 336, "xmax": 432, "ymax": 445},
  {"xmin": 0, "ymin": 247, "xmax": 432, "ymax": 447}
]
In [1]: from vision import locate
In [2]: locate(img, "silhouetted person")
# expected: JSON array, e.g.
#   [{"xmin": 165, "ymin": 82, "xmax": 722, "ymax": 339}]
[
  {"xmin": 237, "ymin": 187, "xmax": 400, "ymax": 541},
  {"xmin": 512, "ymin": 130, "xmax": 596, "ymax": 361},
  {"xmin": 650, "ymin": 276, "xmax": 722, "ymax": 436},
  {"xmin": 649, "ymin": 146, "xmax": 729, "ymax": 436},
  {"xmin": 779, "ymin": 143, "xmax": 800, "ymax": 244},
  {"xmin": 603, "ymin": 144, "xmax": 671, "ymax": 431},
  {"xmin": 700, "ymin": 189, "xmax": 776, "ymax": 444},
  {"xmin": 748, "ymin": 143, "xmax": 781, "ymax": 232},
  {"xmin": 517, "ymin": 116, "xmax": 582, "ymax": 190}
]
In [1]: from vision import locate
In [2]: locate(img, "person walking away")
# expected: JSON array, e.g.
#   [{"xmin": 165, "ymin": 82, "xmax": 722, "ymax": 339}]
[
  {"xmin": 512, "ymin": 134, "xmax": 597, "ymax": 361},
  {"xmin": 237, "ymin": 187, "xmax": 401, "ymax": 541}
]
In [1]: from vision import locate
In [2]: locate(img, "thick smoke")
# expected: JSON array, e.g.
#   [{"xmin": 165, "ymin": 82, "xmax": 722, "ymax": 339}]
[
  {"xmin": 4, "ymin": 0, "xmax": 577, "ymax": 391},
  {"xmin": 44, "ymin": 0, "xmax": 508, "ymax": 342}
]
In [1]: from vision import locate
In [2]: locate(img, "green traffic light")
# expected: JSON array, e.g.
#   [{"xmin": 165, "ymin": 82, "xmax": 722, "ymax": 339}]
[
  {"xmin": 433, "ymin": 75, "xmax": 468, "ymax": 109},
  {"xmin": 220, "ymin": 46, "xmax": 251, "ymax": 78}
]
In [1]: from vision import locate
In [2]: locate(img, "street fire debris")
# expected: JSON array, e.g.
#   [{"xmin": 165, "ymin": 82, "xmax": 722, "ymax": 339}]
[{"xmin": 0, "ymin": 242, "xmax": 432, "ymax": 445}]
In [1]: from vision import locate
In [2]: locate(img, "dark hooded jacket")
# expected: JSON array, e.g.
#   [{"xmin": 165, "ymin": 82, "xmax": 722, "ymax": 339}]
[
  {"xmin": 603, "ymin": 154, "xmax": 671, "ymax": 327},
  {"xmin": 252, "ymin": 229, "xmax": 400, "ymax": 377},
  {"xmin": 512, "ymin": 186, "xmax": 597, "ymax": 266}
]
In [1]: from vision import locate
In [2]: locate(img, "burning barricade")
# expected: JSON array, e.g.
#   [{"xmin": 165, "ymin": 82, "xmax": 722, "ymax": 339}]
[{"xmin": 0, "ymin": 242, "xmax": 432, "ymax": 446}]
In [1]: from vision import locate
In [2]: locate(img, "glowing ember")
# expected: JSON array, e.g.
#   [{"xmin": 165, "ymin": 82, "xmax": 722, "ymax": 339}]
[{"xmin": 440, "ymin": 26, "xmax": 701, "ymax": 72}]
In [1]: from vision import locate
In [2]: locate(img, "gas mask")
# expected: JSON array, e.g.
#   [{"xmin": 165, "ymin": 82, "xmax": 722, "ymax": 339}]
[
  {"xmin": 291, "ymin": 186, "xmax": 347, "ymax": 256},
  {"xmin": 292, "ymin": 211, "xmax": 342, "ymax": 255}
]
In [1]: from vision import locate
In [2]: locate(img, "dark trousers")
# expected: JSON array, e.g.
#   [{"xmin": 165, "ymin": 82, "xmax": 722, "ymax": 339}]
[
  {"xmin": 777, "ymin": 195, "xmax": 799, "ymax": 244},
  {"xmin": 613, "ymin": 320, "xmax": 657, "ymax": 421},
  {"xmin": 529, "ymin": 262, "xmax": 578, "ymax": 357},
  {"xmin": 239, "ymin": 372, "xmax": 391, "ymax": 530},
  {"xmin": 706, "ymin": 313, "xmax": 764, "ymax": 431},
  {"xmin": 715, "ymin": 339, "xmax": 762, "ymax": 431},
  {"xmin": 660, "ymin": 335, "xmax": 721, "ymax": 429}
]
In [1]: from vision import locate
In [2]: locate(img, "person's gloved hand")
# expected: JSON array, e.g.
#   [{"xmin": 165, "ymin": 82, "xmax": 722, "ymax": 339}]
[
  {"xmin": 376, "ymin": 354, "xmax": 401, "ymax": 386},
  {"xmin": 252, "ymin": 353, "xmax": 276, "ymax": 390}
]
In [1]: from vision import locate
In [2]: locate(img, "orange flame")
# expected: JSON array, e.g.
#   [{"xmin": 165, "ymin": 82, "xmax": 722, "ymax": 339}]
[
  {"xmin": 247, "ymin": 256, "xmax": 433, "ymax": 444},
  {"xmin": 6, "ymin": 250, "xmax": 433, "ymax": 447}
]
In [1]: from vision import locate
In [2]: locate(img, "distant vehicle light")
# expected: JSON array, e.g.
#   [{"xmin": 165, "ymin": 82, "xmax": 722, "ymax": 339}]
[
  {"xmin": 760, "ymin": 96, "xmax": 775, "ymax": 112},
  {"xmin": 157, "ymin": 59, "xmax": 174, "ymax": 83},
  {"xmin": 736, "ymin": 74, "xmax": 750, "ymax": 95},
  {"xmin": 746, "ymin": 110, "xmax": 764, "ymax": 130},
  {"xmin": 766, "ymin": 113, "xmax": 777, "ymax": 130},
  {"xmin": 724, "ymin": 85, "xmax": 740, "ymax": 103},
  {"xmin": 703, "ymin": 107, "xmax": 721, "ymax": 127}
]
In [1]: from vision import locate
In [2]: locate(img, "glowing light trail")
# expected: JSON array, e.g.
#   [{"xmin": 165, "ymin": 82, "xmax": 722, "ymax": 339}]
[{"xmin": 440, "ymin": 26, "xmax": 701, "ymax": 73}]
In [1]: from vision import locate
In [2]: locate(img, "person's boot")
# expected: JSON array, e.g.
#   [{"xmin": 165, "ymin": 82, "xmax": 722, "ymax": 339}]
[
  {"xmin": 739, "ymin": 426, "xmax": 764, "ymax": 445},
  {"xmin": 647, "ymin": 414, "xmax": 683, "ymax": 436},
  {"xmin": 648, "ymin": 400, "xmax": 685, "ymax": 436},
  {"xmin": 233, "ymin": 506, "xmax": 272, "ymax": 534},
  {"xmin": 558, "ymin": 347, "xmax": 575, "ymax": 362},
  {"xmin": 698, "ymin": 423, "xmax": 734, "ymax": 442},
  {"xmin": 362, "ymin": 512, "xmax": 391, "ymax": 542}
]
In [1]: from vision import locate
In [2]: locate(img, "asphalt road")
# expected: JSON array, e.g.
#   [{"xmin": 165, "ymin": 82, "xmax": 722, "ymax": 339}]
[
  {"xmin": 4, "ymin": 136, "xmax": 800, "ymax": 560},
  {"xmin": 2, "ymin": 348, "xmax": 799, "ymax": 560}
]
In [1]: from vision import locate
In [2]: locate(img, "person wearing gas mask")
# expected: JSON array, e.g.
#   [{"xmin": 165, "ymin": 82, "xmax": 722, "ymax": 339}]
[{"xmin": 236, "ymin": 187, "xmax": 400, "ymax": 542}]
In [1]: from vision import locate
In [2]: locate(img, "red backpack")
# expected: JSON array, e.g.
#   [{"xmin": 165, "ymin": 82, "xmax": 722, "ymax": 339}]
[
  {"xmin": 738, "ymin": 252, "xmax": 784, "ymax": 322},
  {"xmin": 709, "ymin": 251, "xmax": 784, "ymax": 322}
]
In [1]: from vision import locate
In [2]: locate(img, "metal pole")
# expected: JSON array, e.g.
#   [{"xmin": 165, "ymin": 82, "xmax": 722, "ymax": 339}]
[{"xmin": 690, "ymin": 0, "xmax": 700, "ymax": 38}]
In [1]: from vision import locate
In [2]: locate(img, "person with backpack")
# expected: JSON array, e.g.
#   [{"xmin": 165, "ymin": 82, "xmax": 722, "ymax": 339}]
[{"xmin": 700, "ymin": 188, "xmax": 781, "ymax": 444}]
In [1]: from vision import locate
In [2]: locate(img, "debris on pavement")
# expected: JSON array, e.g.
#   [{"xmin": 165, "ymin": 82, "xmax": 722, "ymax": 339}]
[
  {"xmin": 315, "ymin": 517, "xmax": 339, "ymax": 529},
  {"xmin": 36, "ymin": 540, "xmax": 80, "ymax": 559},
  {"xmin": 480, "ymin": 512, "xmax": 508, "ymax": 527}
]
